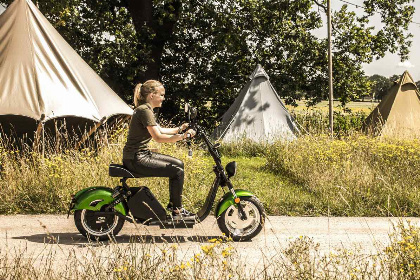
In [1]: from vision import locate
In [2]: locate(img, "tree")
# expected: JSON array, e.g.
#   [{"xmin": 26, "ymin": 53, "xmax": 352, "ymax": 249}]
[
  {"xmin": 389, "ymin": 74, "xmax": 401, "ymax": 83},
  {"xmin": 368, "ymin": 74, "xmax": 391, "ymax": 101},
  {"xmin": 0, "ymin": 0, "xmax": 415, "ymax": 127}
]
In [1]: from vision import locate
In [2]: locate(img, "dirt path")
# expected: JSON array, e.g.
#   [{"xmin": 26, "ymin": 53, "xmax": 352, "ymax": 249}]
[{"xmin": 1, "ymin": 215, "xmax": 419, "ymax": 271}]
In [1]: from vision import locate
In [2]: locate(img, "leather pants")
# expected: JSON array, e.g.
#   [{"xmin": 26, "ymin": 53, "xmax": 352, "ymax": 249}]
[{"xmin": 123, "ymin": 151, "xmax": 184, "ymax": 208}]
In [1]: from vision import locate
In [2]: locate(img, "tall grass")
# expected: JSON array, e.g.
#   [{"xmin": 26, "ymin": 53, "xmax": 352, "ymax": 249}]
[
  {"xmin": 218, "ymin": 139, "xmax": 269, "ymax": 157},
  {"xmin": 291, "ymin": 109, "xmax": 367, "ymax": 137}
]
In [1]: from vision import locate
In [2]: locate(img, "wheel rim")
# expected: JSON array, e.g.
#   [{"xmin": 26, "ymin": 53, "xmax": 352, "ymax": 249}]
[
  {"xmin": 223, "ymin": 200, "xmax": 261, "ymax": 238},
  {"xmin": 80, "ymin": 209, "xmax": 119, "ymax": 237}
]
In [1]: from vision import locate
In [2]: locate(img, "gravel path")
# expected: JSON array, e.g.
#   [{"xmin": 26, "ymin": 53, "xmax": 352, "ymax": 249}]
[{"xmin": 1, "ymin": 215, "xmax": 419, "ymax": 271}]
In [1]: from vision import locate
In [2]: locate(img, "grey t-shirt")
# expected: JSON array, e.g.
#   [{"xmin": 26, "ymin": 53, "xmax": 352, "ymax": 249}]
[{"xmin": 123, "ymin": 102, "xmax": 157, "ymax": 159}]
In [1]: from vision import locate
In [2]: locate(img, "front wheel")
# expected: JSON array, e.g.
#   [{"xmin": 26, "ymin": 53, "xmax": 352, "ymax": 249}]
[
  {"xmin": 74, "ymin": 209, "xmax": 125, "ymax": 241},
  {"xmin": 217, "ymin": 196, "xmax": 265, "ymax": 241}
]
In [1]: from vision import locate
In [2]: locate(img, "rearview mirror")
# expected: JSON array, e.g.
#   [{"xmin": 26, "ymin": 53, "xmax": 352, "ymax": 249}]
[
  {"xmin": 190, "ymin": 107, "xmax": 197, "ymax": 120},
  {"xmin": 225, "ymin": 161, "xmax": 237, "ymax": 178}
]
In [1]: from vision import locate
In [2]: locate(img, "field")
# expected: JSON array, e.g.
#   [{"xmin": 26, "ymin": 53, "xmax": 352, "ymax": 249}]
[
  {"xmin": 1, "ymin": 103, "xmax": 420, "ymax": 279},
  {"xmin": 284, "ymin": 100, "xmax": 379, "ymax": 114}
]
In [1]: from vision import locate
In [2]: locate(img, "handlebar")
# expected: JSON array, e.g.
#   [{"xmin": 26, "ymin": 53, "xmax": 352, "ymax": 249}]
[
  {"xmin": 185, "ymin": 133, "xmax": 193, "ymax": 157},
  {"xmin": 183, "ymin": 104, "xmax": 220, "ymax": 161}
]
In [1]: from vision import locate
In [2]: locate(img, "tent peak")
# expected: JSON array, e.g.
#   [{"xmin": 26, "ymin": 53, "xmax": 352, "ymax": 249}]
[
  {"xmin": 249, "ymin": 64, "xmax": 269, "ymax": 80},
  {"xmin": 400, "ymin": 70, "xmax": 417, "ymax": 87}
]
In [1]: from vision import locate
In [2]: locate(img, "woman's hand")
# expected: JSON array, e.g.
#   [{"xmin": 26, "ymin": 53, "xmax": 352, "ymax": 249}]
[
  {"xmin": 183, "ymin": 129, "xmax": 196, "ymax": 139},
  {"xmin": 178, "ymin": 123, "xmax": 189, "ymax": 133}
]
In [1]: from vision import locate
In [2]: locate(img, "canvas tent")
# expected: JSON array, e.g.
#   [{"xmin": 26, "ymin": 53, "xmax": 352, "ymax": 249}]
[
  {"xmin": 0, "ymin": 0, "xmax": 132, "ymax": 140},
  {"xmin": 211, "ymin": 65, "xmax": 300, "ymax": 143},
  {"xmin": 364, "ymin": 71, "xmax": 420, "ymax": 138}
]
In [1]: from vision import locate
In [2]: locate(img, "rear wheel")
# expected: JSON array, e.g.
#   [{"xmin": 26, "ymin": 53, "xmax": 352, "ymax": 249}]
[
  {"xmin": 74, "ymin": 209, "xmax": 124, "ymax": 241},
  {"xmin": 217, "ymin": 196, "xmax": 265, "ymax": 241}
]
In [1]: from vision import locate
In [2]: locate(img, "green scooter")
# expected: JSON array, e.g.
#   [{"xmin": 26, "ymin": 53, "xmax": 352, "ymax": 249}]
[{"xmin": 67, "ymin": 104, "xmax": 265, "ymax": 241}]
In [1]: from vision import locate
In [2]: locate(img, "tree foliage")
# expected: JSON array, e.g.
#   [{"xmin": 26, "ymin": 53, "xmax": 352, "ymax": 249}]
[
  {"xmin": 367, "ymin": 73, "xmax": 420, "ymax": 101},
  {"xmin": 0, "ymin": 0, "xmax": 415, "ymax": 127},
  {"xmin": 367, "ymin": 74, "xmax": 392, "ymax": 100}
]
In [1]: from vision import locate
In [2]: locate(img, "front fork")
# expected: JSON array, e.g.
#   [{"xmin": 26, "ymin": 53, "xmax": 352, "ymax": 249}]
[
  {"xmin": 227, "ymin": 182, "xmax": 248, "ymax": 220},
  {"xmin": 219, "ymin": 167, "xmax": 247, "ymax": 220}
]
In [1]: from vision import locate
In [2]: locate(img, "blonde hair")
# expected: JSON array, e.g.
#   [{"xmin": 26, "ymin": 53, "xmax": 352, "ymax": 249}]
[{"xmin": 133, "ymin": 80, "xmax": 164, "ymax": 107}]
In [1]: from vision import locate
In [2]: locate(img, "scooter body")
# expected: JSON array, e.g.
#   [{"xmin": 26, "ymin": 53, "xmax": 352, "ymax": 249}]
[{"xmin": 68, "ymin": 105, "xmax": 266, "ymax": 241}]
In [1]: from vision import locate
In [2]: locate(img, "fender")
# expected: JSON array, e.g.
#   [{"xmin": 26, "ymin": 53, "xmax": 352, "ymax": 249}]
[
  {"xmin": 215, "ymin": 189, "xmax": 254, "ymax": 217},
  {"xmin": 71, "ymin": 186, "xmax": 127, "ymax": 216}
]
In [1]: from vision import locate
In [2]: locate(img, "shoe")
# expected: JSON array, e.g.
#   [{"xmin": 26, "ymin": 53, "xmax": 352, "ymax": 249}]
[
  {"xmin": 171, "ymin": 208, "xmax": 196, "ymax": 220},
  {"xmin": 166, "ymin": 202, "xmax": 174, "ymax": 212}
]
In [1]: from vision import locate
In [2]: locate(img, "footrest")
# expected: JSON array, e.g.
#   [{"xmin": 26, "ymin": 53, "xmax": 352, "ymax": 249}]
[{"xmin": 148, "ymin": 219, "xmax": 196, "ymax": 229}]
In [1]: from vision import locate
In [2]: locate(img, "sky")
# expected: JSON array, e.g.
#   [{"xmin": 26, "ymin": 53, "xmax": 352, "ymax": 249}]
[
  {"xmin": 1, "ymin": 1, "xmax": 419, "ymax": 81},
  {"xmin": 311, "ymin": 0, "xmax": 420, "ymax": 82}
]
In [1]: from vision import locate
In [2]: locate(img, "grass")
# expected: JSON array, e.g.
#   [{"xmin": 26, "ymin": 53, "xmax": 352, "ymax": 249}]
[
  {"xmin": 226, "ymin": 156, "xmax": 326, "ymax": 216},
  {"xmin": 265, "ymin": 135, "xmax": 420, "ymax": 216},
  {"xmin": 0, "ymin": 139, "xmax": 308, "ymax": 216},
  {"xmin": 0, "ymin": 221, "xmax": 419, "ymax": 279},
  {"xmin": 1, "ymin": 120, "xmax": 420, "ymax": 217}
]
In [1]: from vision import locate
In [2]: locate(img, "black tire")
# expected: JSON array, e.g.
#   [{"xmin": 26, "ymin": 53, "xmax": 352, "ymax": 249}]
[
  {"xmin": 217, "ymin": 196, "xmax": 265, "ymax": 241},
  {"xmin": 74, "ymin": 209, "xmax": 125, "ymax": 241}
]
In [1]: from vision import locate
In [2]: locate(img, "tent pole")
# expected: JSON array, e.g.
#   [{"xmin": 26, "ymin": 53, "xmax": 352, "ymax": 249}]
[
  {"xmin": 34, "ymin": 124, "xmax": 42, "ymax": 151},
  {"xmin": 122, "ymin": 114, "xmax": 132, "ymax": 123},
  {"xmin": 118, "ymin": 115, "xmax": 132, "ymax": 127},
  {"xmin": 104, "ymin": 115, "xmax": 131, "ymax": 146},
  {"xmin": 109, "ymin": 114, "xmax": 131, "ymax": 132},
  {"xmin": 34, "ymin": 114, "xmax": 45, "ymax": 153},
  {"xmin": 42, "ymin": 121, "xmax": 45, "ymax": 158},
  {"xmin": 75, "ymin": 117, "xmax": 107, "ymax": 150}
]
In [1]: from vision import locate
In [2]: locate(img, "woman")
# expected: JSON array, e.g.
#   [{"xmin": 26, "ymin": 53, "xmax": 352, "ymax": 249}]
[{"xmin": 123, "ymin": 80, "xmax": 196, "ymax": 219}]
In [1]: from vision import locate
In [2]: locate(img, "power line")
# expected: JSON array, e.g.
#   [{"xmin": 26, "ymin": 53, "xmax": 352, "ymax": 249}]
[
  {"xmin": 337, "ymin": 0, "xmax": 420, "ymax": 26},
  {"xmin": 339, "ymin": 0, "xmax": 363, "ymax": 9}
]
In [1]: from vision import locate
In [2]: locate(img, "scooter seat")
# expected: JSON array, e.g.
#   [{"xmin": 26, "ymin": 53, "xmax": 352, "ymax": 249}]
[{"xmin": 109, "ymin": 164, "xmax": 144, "ymax": 178}]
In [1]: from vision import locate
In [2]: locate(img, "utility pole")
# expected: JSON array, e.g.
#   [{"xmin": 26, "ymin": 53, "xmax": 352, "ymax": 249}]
[{"xmin": 327, "ymin": 0, "xmax": 334, "ymax": 137}]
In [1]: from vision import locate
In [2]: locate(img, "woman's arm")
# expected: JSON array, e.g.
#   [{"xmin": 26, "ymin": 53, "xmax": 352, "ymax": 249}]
[
  {"xmin": 147, "ymin": 126, "xmax": 184, "ymax": 143},
  {"xmin": 157, "ymin": 125, "xmax": 178, "ymax": 135},
  {"xmin": 157, "ymin": 123, "xmax": 189, "ymax": 135}
]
